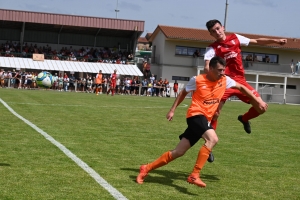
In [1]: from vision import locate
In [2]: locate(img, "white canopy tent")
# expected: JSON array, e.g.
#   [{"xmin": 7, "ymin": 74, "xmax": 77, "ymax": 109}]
[{"xmin": 0, "ymin": 57, "xmax": 143, "ymax": 76}]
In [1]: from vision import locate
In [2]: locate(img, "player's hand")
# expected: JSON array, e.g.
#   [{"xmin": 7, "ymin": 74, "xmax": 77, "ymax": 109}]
[
  {"xmin": 166, "ymin": 110, "xmax": 174, "ymax": 121},
  {"xmin": 278, "ymin": 39, "xmax": 287, "ymax": 45}
]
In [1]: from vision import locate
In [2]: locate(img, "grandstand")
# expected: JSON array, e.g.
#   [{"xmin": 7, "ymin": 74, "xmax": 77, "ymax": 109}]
[{"xmin": 0, "ymin": 9, "xmax": 144, "ymax": 77}]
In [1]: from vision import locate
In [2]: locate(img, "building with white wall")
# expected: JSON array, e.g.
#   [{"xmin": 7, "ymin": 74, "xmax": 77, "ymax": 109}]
[{"xmin": 148, "ymin": 25, "xmax": 300, "ymax": 104}]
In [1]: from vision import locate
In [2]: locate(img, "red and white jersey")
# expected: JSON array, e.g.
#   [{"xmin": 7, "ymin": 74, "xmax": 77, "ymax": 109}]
[
  {"xmin": 110, "ymin": 73, "xmax": 117, "ymax": 83},
  {"xmin": 204, "ymin": 33, "xmax": 250, "ymax": 77}
]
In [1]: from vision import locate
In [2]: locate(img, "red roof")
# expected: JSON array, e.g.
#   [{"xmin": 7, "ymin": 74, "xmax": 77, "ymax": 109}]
[
  {"xmin": 0, "ymin": 9, "xmax": 144, "ymax": 31},
  {"xmin": 138, "ymin": 37, "xmax": 148, "ymax": 43},
  {"xmin": 149, "ymin": 25, "xmax": 300, "ymax": 50}
]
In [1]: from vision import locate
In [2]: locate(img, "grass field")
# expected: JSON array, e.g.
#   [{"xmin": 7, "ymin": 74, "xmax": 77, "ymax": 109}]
[{"xmin": 0, "ymin": 89, "xmax": 300, "ymax": 200}]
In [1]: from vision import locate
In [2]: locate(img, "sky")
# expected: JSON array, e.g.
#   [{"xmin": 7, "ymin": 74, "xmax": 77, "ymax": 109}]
[{"xmin": 1, "ymin": 0, "xmax": 299, "ymax": 38}]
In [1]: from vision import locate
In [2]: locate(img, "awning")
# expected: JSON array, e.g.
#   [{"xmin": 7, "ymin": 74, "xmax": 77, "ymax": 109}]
[{"xmin": 0, "ymin": 57, "xmax": 143, "ymax": 76}]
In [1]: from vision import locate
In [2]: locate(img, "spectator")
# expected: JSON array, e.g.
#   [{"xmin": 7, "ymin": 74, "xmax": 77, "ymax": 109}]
[
  {"xmin": 52, "ymin": 73, "xmax": 58, "ymax": 90},
  {"xmin": 135, "ymin": 77, "xmax": 141, "ymax": 95},
  {"xmin": 141, "ymin": 78, "xmax": 148, "ymax": 96},
  {"xmin": 124, "ymin": 77, "xmax": 131, "ymax": 95},
  {"xmin": 63, "ymin": 73, "xmax": 69, "ymax": 92},
  {"xmin": 193, "ymin": 49, "xmax": 200, "ymax": 58},
  {"xmin": 58, "ymin": 73, "xmax": 63, "ymax": 91},
  {"xmin": 291, "ymin": 59, "xmax": 295, "ymax": 75},
  {"xmin": 130, "ymin": 77, "xmax": 136, "ymax": 95},
  {"xmin": 173, "ymin": 80, "xmax": 179, "ymax": 98},
  {"xmin": 86, "ymin": 76, "xmax": 93, "ymax": 93},
  {"xmin": 69, "ymin": 74, "xmax": 76, "ymax": 92},
  {"xmin": 128, "ymin": 52, "xmax": 133, "ymax": 61},
  {"xmin": 147, "ymin": 81, "xmax": 152, "ymax": 96},
  {"xmin": 116, "ymin": 77, "xmax": 121, "ymax": 94},
  {"xmin": 150, "ymin": 74, "xmax": 155, "ymax": 84},
  {"xmin": 296, "ymin": 60, "xmax": 300, "ymax": 75}
]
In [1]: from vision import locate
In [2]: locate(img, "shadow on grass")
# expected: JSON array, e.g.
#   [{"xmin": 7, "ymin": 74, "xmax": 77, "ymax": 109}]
[
  {"xmin": 121, "ymin": 167, "xmax": 219, "ymax": 195},
  {"xmin": 0, "ymin": 163, "xmax": 10, "ymax": 166}
]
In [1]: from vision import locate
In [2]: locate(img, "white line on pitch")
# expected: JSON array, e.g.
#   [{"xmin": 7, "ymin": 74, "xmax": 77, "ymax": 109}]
[
  {"xmin": 0, "ymin": 98, "xmax": 128, "ymax": 200},
  {"xmin": 5, "ymin": 102, "xmax": 188, "ymax": 108}
]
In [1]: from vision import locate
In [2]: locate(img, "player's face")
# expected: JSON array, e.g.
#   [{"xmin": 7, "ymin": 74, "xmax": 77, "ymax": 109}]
[
  {"xmin": 209, "ymin": 23, "xmax": 226, "ymax": 41},
  {"xmin": 211, "ymin": 63, "xmax": 225, "ymax": 81}
]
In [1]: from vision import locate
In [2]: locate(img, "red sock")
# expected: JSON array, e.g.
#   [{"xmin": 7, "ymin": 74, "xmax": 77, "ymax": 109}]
[
  {"xmin": 243, "ymin": 107, "xmax": 260, "ymax": 121},
  {"xmin": 211, "ymin": 120, "xmax": 218, "ymax": 130}
]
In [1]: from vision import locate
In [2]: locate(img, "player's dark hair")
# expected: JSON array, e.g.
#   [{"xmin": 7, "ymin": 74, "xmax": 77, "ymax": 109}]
[
  {"xmin": 209, "ymin": 56, "xmax": 226, "ymax": 68},
  {"xmin": 206, "ymin": 19, "xmax": 222, "ymax": 30}
]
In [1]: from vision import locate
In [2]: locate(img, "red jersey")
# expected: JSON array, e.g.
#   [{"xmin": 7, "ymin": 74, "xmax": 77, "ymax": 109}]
[
  {"xmin": 206, "ymin": 34, "xmax": 250, "ymax": 78},
  {"xmin": 110, "ymin": 73, "xmax": 117, "ymax": 84}
]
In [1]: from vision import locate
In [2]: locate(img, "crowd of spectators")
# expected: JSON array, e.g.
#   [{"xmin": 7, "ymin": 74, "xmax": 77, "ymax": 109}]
[
  {"xmin": 0, "ymin": 68, "xmax": 176, "ymax": 97},
  {"xmin": 0, "ymin": 40, "xmax": 135, "ymax": 64}
]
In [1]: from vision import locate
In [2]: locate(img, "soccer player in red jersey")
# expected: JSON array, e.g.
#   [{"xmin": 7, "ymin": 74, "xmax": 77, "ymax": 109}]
[
  {"xmin": 204, "ymin": 19, "xmax": 287, "ymax": 133},
  {"xmin": 136, "ymin": 56, "xmax": 267, "ymax": 187},
  {"xmin": 107, "ymin": 69, "xmax": 117, "ymax": 96}
]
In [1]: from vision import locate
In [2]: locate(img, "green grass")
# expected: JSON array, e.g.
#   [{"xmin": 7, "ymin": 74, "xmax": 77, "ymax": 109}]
[{"xmin": 0, "ymin": 89, "xmax": 300, "ymax": 200}]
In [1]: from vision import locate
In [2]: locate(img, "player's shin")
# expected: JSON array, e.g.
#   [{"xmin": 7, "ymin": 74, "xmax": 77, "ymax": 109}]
[
  {"xmin": 147, "ymin": 151, "xmax": 174, "ymax": 171},
  {"xmin": 243, "ymin": 106, "xmax": 260, "ymax": 121},
  {"xmin": 191, "ymin": 145, "xmax": 211, "ymax": 175}
]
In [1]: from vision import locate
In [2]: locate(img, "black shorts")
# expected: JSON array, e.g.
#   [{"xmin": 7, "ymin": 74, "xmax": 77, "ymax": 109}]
[
  {"xmin": 96, "ymin": 84, "xmax": 102, "ymax": 88},
  {"xmin": 179, "ymin": 115, "xmax": 213, "ymax": 147}
]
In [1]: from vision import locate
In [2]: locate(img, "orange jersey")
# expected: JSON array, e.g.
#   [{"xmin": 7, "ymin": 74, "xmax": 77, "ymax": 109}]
[
  {"xmin": 95, "ymin": 73, "xmax": 103, "ymax": 84},
  {"xmin": 186, "ymin": 74, "xmax": 234, "ymax": 121}
]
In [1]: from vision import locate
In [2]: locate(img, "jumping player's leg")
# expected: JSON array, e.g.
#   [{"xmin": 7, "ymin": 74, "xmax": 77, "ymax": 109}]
[{"xmin": 210, "ymin": 101, "xmax": 225, "ymax": 130}]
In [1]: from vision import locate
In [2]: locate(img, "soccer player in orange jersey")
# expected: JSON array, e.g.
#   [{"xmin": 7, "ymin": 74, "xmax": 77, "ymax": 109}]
[
  {"xmin": 136, "ymin": 56, "xmax": 268, "ymax": 187},
  {"xmin": 95, "ymin": 70, "xmax": 103, "ymax": 95}
]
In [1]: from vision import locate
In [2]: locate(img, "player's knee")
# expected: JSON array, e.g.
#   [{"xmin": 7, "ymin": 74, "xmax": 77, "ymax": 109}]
[
  {"xmin": 211, "ymin": 135, "xmax": 219, "ymax": 146},
  {"xmin": 258, "ymin": 109, "xmax": 266, "ymax": 114},
  {"xmin": 206, "ymin": 135, "xmax": 219, "ymax": 148}
]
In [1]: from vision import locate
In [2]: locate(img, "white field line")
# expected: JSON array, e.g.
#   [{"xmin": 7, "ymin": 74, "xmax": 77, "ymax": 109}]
[
  {"xmin": 5, "ymin": 102, "xmax": 188, "ymax": 108},
  {"xmin": 0, "ymin": 98, "xmax": 128, "ymax": 200}
]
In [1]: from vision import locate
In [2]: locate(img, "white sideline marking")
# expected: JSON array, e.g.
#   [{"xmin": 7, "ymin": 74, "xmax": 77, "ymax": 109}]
[
  {"xmin": 5, "ymin": 102, "xmax": 188, "ymax": 108},
  {"xmin": 0, "ymin": 98, "xmax": 128, "ymax": 200}
]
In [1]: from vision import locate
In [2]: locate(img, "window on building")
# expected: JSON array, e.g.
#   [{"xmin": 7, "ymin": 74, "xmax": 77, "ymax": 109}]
[
  {"xmin": 241, "ymin": 51, "xmax": 278, "ymax": 63},
  {"xmin": 172, "ymin": 76, "xmax": 190, "ymax": 81},
  {"xmin": 175, "ymin": 46, "xmax": 206, "ymax": 56},
  {"xmin": 280, "ymin": 85, "xmax": 296, "ymax": 89}
]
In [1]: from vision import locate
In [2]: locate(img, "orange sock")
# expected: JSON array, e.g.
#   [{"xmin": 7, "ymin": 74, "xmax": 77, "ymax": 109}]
[
  {"xmin": 243, "ymin": 107, "xmax": 260, "ymax": 121},
  {"xmin": 95, "ymin": 88, "xmax": 98, "ymax": 93},
  {"xmin": 191, "ymin": 145, "xmax": 211, "ymax": 175},
  {"xmin": 147, "ymin": 151, "xmax": 174, "ymax": 171}
]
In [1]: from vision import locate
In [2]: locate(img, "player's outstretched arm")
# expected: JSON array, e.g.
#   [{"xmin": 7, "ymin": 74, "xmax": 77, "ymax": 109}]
[
  {"xmin": 231, "ymin": 83, "xmax": 268, "ymax": 113},
  {"xmin": 166, "ymin": 89, "xmax": 189, "ymax": 121},
  {"xmin": 204, "ymin": 60, "xmax": 210, "ymax": 74},
  {"xmin": 250, "ymin": 38, "xmax": 287, "ymax": 45}
]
